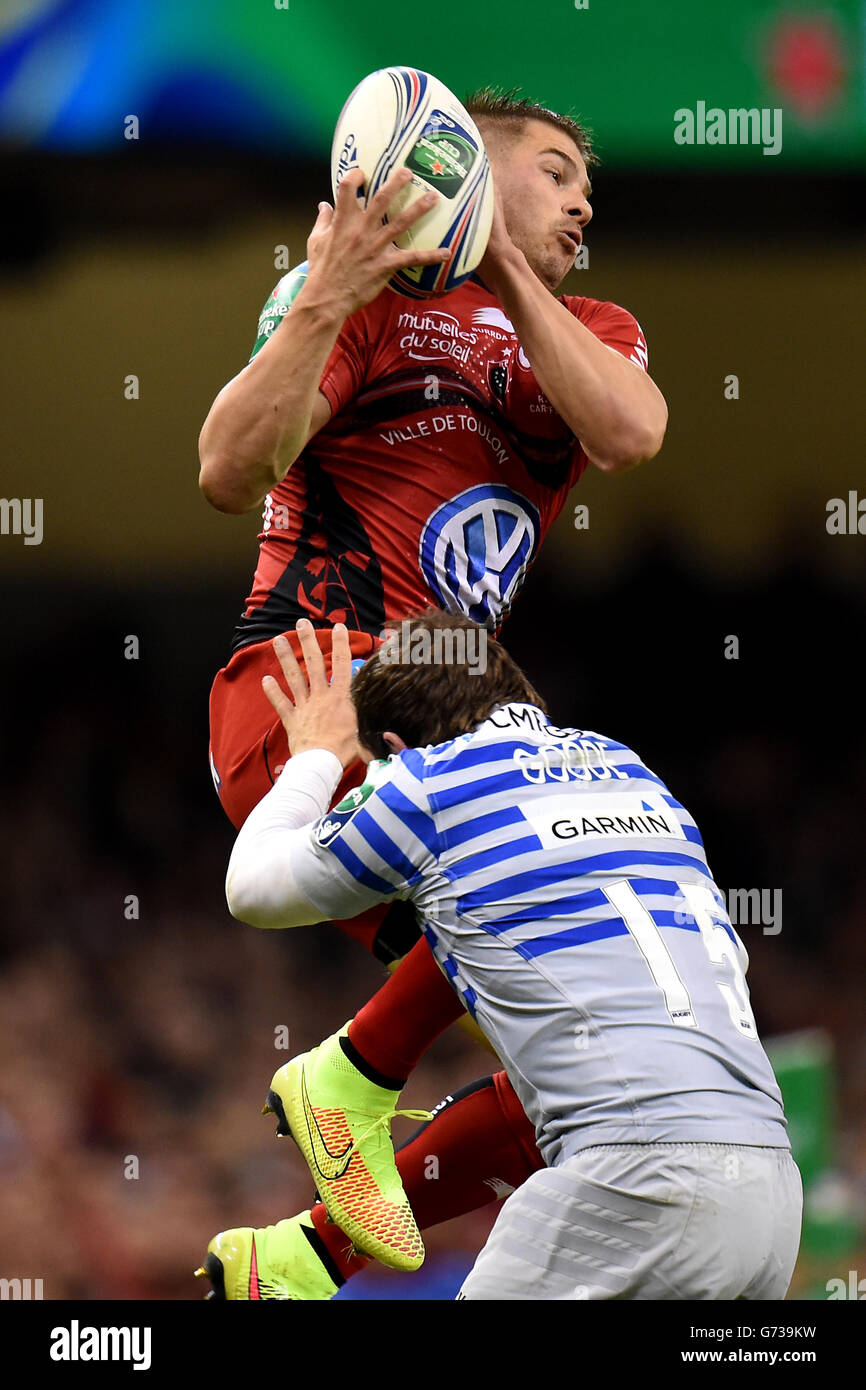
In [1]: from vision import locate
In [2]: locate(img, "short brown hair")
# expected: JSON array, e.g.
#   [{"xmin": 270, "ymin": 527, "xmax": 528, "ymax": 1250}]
[
  {"xmin": 352, "ymin": 608, "xmax": 547, "ymax": 759},
  {"xmin": 465, "ymin": 86, "xmax": 597, "ymax": 170}
]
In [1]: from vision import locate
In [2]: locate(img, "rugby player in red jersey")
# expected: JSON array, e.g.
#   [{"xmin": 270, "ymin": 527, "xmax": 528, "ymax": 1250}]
[{"xmin": 197, "ymin": 91, "xmax": 668, "ymax": 1296}]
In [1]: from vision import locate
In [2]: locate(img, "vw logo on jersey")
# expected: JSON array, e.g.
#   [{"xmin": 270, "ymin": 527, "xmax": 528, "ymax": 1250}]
[{"xmin": 419, "ymin": 484, "xmax": 541, "ymax": 627}]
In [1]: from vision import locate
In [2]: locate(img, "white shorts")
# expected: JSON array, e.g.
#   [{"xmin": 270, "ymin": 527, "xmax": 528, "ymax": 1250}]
[{"xmin": 457, "ymin": 1143, "xmax": 802, "ymax": 1301}]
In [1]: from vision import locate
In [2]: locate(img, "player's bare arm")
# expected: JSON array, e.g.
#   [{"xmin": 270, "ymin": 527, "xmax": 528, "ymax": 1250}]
[
  {"xmin": 198, "ymin": 168, "xmax": 450, "ymax": 514},
  {"xmin": 479, "ymin": 121, "xmax": 668, "ymax": 473},
  {"xmin": 483, "ymin": 202, "xmax": 668, "ymax": 472}
]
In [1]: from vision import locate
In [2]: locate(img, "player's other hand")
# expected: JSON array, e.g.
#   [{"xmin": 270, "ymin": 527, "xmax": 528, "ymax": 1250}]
[
  {"xmin": 262, "ymin": 621, "xmax": 361, "ymax": 769},
  {"xmin": 477, "ymin": 185, "xmax": 523, "ymax": 296},
  {"xmin": 302, "ymin": 168, "xmax": 451, "ymax": 320}
]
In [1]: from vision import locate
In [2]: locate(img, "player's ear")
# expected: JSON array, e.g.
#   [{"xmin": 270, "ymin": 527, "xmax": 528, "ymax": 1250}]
[{"xmin": 382, "ymin": 732, "xmax": 408, "ymax": 754}]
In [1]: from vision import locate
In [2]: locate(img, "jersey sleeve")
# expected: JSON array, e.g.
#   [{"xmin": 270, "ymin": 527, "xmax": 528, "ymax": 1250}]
[
  {"xmin": 247, "ymin": 260, "xmax": 370, "ymax": 416},
  {"xmin": 289, "ymin": 749, "xmax": 441, "ymax": 920},
  {"xmin": 317, "ymin": 309, "xmax": 371, "ymax": 416},
  {"xmin": 572, "ymin": 298, "xmax": 649, "ymax": 373},
  {"xmin": 249, "ymin": 262, "xmax": 311, "ymax": 360}
]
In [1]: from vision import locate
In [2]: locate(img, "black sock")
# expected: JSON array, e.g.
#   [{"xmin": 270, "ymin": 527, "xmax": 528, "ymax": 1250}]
[
  {"xmin": 339, "ymin": 1032, "xmax": 406, "ymax": 1091},
  {"xmin": 301, "ymin": 1222, "xmax": 346, "ymax": 1288}
]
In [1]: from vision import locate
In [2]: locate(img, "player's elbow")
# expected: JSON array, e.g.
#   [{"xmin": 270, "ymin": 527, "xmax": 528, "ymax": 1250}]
[
  {"xmin": 225, "ymin": 868, "xmax": 318, "ymax": 931},
  {"xmin": 198, "ymin": 451, "xmax": 266, "ymax": 515},
  {"xmin": 594, "ymin": 436, "xmax": 663, "ymax": 474},
  {"xmin": 226, "ymin": 881, "xmax": 287, "ymax": 930},
  {"xmin": 225, "ymin": 864, "xmax": 271, "ymax": 928},
  {"xmin": 198, "ymin": 469, "xmax": 248, "ymax": 515},
  {"xmin": 591, "ymin": 406, "xmax": 668, "ymax": 474}
]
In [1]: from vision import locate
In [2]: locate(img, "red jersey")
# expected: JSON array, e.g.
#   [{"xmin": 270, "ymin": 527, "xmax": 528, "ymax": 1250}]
[{"xmin": 231, "ymin": 266, "xmax": 648, "ymax": 651}]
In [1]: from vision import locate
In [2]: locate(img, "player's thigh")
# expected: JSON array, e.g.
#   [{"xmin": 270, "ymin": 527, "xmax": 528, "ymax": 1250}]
[
  {"xmin": 736, "ymin": 1148, "xmax": 803, "ymax": 1300},
  {"xmin": 457, "ymin": 1144, "xmax": 800, "ymax": 1301},
  {"xmin": 655, "ymin": 1145, "xmax": 802, "ymax": 1301},
  {"xmin": 457, "ymin": 1152, "xmax": 694, "ymax": 1301}
]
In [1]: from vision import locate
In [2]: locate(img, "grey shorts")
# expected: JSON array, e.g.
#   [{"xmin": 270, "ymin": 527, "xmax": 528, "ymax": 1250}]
[{"xmin": 457, "ymin": 1143, "xmax": 803, "ymax": 1301}]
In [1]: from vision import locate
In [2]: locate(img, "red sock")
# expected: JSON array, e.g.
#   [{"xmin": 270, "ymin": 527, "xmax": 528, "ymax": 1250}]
[
  {"xmin": 347, "ymin": 938, "xmax": 464, "ymax": 1081},
  {"xmin": 397, "ymin": 1071, "xmax": 544, "ymax": 1228},
  {"xmin": 309, "ymin": 1071, "xmax": 544, "ymax": 1284},
  {"xmin": 310, "ymin": 1205, "xmax": 372, "ymax": 1282}
]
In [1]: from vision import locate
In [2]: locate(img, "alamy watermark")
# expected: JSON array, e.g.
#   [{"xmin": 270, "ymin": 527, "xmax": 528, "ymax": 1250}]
[
  {"xmin": 377, "ymin": 619, "xmax": 488, "ymax": 676},
  {"xmin": 826, "ymin": 491, "xmax": 865, "ymax": 534},
  {"xmin": 50, "ymin": 1321, "xmax": 152, "ymax": 1370},
  {"xmin": 1, "ymin": 1277, "xmax": 43, "ymax": 1299},
  {"xmin": 674, "ymin": 102, "xmax": 783, "ymax": 157},
  {"xmin": 826, "ymin": 1270, "xmax": 865, "ymax": 1299},
  {"xmin": 676, "ymin": 887, "xmax": 782, "ymax": 936},
  {"xmin": 0, "ymin": 497, "xmax": 42, "ymax": 546}
]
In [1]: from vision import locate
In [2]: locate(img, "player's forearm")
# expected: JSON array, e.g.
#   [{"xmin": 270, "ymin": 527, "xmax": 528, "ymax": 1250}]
[
  {"xmin": 492, "ymin": 253, "xmax": 668, "ymax": 472},
  {"xmin": 198, "ymin": 296, "xmax": 343, "ymax": 514},
  {"xmin": 225, "ymin": 749, "xmax": 344, "ymax": 929}
]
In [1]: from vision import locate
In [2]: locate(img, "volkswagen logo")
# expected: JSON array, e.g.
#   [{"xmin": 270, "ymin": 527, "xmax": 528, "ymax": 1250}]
[{"xmin": 418, "ymin": 484, "xmax": 540, "ymax": 627}]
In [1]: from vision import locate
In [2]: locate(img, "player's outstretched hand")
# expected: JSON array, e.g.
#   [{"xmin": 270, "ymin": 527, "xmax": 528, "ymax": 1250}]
[
  {"xmin": 262, "ymin": 620, "xmax": 361, "ymax": 769},
  {"xmin": 303, "ymin": 167, "xmax": 451, "ymax": 319}
]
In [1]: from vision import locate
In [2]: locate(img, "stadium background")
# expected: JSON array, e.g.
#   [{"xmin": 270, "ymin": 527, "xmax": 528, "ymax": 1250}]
[{"xmin": 1, "ymin": 0, "xmax": 864, "ymax": 1300}]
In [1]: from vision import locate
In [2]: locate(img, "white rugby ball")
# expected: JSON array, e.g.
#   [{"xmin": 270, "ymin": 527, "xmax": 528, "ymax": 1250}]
[{"xmin": 331, "ymin": 67, "xmax": 494, "ymax": 300}]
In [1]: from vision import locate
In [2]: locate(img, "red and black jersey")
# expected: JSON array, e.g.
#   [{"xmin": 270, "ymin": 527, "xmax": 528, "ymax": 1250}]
[{"xmin": 232, "ymin": 267, "xmax": 648, "ymax": 651}]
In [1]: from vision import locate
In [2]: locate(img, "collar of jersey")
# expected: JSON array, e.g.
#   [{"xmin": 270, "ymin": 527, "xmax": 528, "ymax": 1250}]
[{"xmin": 468, "ymin": 271, "xmax": 494, "ymax": 294}]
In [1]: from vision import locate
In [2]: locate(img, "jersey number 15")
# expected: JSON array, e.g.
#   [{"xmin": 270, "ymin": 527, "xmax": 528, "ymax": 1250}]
[{"xmin": 604, "ymin": 879, "xmax": 758, "ymax": 1040}]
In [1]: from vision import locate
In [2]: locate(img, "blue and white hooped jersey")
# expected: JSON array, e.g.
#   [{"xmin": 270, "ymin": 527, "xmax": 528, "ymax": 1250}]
[{"xmin": 289, "ymin": 703, "xmax": 789, "ymax": 1163}]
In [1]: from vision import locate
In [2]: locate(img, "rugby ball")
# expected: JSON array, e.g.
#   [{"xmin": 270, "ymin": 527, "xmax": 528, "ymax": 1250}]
[{"xmin": 331, "ymin": 67, "xmax": 494, "ymax": 300}]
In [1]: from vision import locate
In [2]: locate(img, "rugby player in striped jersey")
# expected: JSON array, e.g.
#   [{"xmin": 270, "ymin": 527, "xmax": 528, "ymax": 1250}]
[{"xmin": 197, "ymin": 614, "xmax": 800, "ymax": 1301}]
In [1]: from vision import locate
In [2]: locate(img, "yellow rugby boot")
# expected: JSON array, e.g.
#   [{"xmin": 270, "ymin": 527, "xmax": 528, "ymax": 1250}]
[
  {"xmin": 194, "ymin": 1211, "xmax": 339, "ymax": 1300},
  {"xmin": 264, "ymin": 1023, "xmax": 431, "ymax": 1272}
]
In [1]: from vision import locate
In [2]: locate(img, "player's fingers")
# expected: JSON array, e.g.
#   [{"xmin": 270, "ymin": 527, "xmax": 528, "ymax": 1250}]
[
  {"xmin": 384, "ymin": 189, "xmax": 438, "ymax": 238},
  {"xmin": 391, "ymin": 246, "xmax": 452, "ymax": 269},
  {"xmin": 295, "ymin": 619, "xmax": 328, "ymax": 694},
  {"xmin": 329, "ymin": 622, "xmax": 353, "ymax": 693},
  {"xmin": 262, "ymin": 673, "xmax": 295, "ymax": 727},
  {"xmin": 371, "ymin": 192, "xmax": 438, "ymax": 250},
  {"xmin": 333, "ymin": 168, "xmax": 366, "ymax": 218},
  {"xmin": 272, "ymin": 634, "xmax": 309, "ymax": 706},
  {"xmin": 367, "ymin": 166, "xmax": 413, "ymax": 221},
  {"xmin": 394, "ymin": 190, "xmax": 444, "ymax": 236},
  {"xmin": 313, "ymin": 200, "xmax": 334, "ymax": 230}
]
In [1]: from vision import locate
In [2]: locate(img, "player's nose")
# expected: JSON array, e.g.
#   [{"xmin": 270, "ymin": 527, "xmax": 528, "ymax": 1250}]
[{"xmin": 568, "ymin": 192, "xmax": 592, "ymax": 228}]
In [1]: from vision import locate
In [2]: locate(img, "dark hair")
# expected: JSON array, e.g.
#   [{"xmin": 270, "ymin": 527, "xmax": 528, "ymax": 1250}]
[
  {"xmin": 465, "ymin": 86, "xmax": 597, "ymax": 170},
  {"xmin": 352, "ymin": 608, "xmax": 548, "ymax": 759}
]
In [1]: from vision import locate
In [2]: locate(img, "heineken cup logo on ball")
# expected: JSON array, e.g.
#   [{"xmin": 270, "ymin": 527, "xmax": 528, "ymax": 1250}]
[{"xmin": 406, "ymin": 120, "xmax": 478, "ymax": 199}]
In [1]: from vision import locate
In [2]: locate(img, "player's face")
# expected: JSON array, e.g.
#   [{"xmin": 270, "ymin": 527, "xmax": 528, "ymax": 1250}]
[{"xmin": 490, "ymin": 119, "xmax": 593, "ymax": 291}]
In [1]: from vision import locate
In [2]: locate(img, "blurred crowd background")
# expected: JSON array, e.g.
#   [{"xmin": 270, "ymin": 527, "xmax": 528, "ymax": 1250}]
[{"xmin": 1, "ymin": 0, "xmax": 865, "ymax": 1299}]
